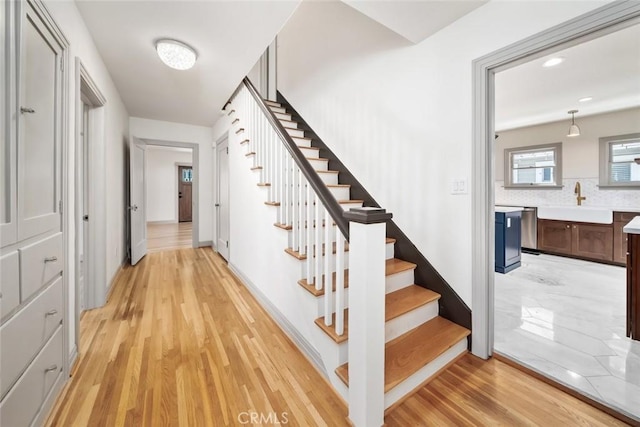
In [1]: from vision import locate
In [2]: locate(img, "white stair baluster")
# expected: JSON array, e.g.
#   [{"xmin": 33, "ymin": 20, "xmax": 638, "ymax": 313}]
[
  {"xmin": 335, "ymin": 230, "xmax": 345, "ymax": 336},
  {"xmin": 324, "ymin": 207, "xmax": 333, "ymax": 326},
  {"xmin": 314, "ymin": 193, "xmax": 322, "ymax": 291},
  {"xmin": 299, "ymin": 172, "xmax": 306, "ymax": 256},
  {"xmin": 292, "ymin": 164, "xmax": 299, "ymax": 251},
  {"xmin": 306, "ymin": 187, "xmax": 314, "ymax": 284},
  {"xmin": 279, "ymin": 140, "xmax": 286, "ymax": 225}
]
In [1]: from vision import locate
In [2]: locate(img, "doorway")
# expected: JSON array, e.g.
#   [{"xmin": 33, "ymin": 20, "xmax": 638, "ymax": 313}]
[
  {"xmin": 74, "ymin": 60, "xmax": 107, "ymax": 363},
  {"xmin": 129, "ymin": 139, "xmax": 200, "ymax": 264},
  {"xmin": 472, "ymin": 2, "xmax": 640, "ymax": 422},
  {"xmin": 216, "ymin": 135, "xmax": 230, "ymax": 261}
]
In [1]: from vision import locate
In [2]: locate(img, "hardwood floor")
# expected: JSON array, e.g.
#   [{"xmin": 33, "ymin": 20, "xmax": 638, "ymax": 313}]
[
  {"xmin": 46, "ymin": 248, "xmax": 630, "ymax": 426},
  {"xmin": 147, "ymin": 222, "xmax": 192, "ymax": 252}
]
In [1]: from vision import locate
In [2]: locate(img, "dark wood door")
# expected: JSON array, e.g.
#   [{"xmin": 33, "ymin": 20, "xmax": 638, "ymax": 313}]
[
  {"xmin": 178, "ymin": 166, "xmax": 192, "ymax": 222},
  {"xmin": 538, "ymin": 219, "xmax": 572, "ymax": 255},
  {"xmin": 572, "ymin": 223, "xmax": 613, "ymax": 262},
  {"xmin": 629, "ymin": 233, "xmax": 640, "ymax": 340}
]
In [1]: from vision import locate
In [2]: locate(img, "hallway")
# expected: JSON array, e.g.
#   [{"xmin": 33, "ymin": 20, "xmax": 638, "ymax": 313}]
[
  {"xmin": 46, "ymin": 248, "xmax": 628, "ymax": 426},
  {"xmin": 147, "ymin": 222, "xmax": 193, "ymax": 253}
]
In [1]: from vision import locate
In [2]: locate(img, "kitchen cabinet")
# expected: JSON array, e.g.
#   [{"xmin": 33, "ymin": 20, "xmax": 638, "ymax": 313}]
[
  {"xmin": 538, "ymin": 219, "xmax": 613, "ymax": 262},
  {"xmin": 614, "ymin": 212, "xmax": 636, "ymax": 265},
  {"xmin": 495, "ymin": 210, "xmax": 522, "ymax": 273},
  {"xmin": 625, "ymin": 218, "xmax": 640, "ymax": 341}
]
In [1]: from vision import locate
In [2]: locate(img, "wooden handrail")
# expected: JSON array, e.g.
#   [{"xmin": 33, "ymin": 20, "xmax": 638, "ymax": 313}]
[{"xmin": 231, "ymin": 77, "xmax": 351, "ymax": 240}]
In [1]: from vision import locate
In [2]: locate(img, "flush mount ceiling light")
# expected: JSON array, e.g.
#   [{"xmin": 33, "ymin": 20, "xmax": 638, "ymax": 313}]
[
  {"xmin": 543, "ymin": 57, "xmax": 564, "ymax": 67},
  {"xmin": 567, "ymin": 110, "xmax": 581, "ymax": 137},
  {"xmin": 578, "ymin": 96, "xmax": 593, "ymax": 103},
  {"xmin": 155, "ymin": 39, "xmax": 197, "ymax": 70}
]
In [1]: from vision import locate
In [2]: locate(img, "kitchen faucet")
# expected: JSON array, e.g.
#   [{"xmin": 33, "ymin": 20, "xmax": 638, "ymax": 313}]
[{"xmin": 574, "ymin": 181, "xmax": 586, "ymax": 206}]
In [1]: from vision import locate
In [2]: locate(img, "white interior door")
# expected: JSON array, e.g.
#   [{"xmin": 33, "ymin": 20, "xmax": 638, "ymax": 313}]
[
  {"xmin": 217, "ymin": 138, "xmax": 230, "ymax": 260},
  {"xmin": 78, "ymin": 101, "xmax": 89, "ymax": 312},
  {"xmin": 130, "ymin": 138, "xmax": 147, "ymax": 265}
]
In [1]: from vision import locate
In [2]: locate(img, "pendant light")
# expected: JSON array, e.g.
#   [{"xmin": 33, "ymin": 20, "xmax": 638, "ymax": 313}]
[{"xmin": 567, "ymin": 110, "xmax": 580, "ymax": 137}]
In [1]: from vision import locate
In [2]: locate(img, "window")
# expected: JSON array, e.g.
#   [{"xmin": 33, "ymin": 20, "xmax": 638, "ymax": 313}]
[
  {"xmin": 181, "ymin": 168, "xmax": 193, "ymax": 183},
  {"xmin": 599, "ymin": 133, "xmax": 640, "ymax": 187},
  {"xmin": 504, "ymin": 143, "xmax": 562, "ymax": 188}
]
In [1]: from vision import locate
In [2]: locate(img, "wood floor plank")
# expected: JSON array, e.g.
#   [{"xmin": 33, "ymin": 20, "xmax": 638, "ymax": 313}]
[{"xmin": 45, "ymin": 247, "xmax": 630, "ymax": 427}]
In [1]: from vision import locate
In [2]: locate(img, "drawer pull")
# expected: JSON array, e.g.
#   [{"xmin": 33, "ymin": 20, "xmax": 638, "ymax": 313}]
[
  {"xmin": 44, "ymin": 256, "xmax": 58, "ymax": 263},
  {"xmin": 45, "ymin": 309, "xmax": 58, "ymax": 317},
  {"xmin": 44, "ymin": 365, "xmax": 58, "ymax": 373},
  {"xmin": 20, "ymin": 107, "xmax": 36, "ymax": 114}
]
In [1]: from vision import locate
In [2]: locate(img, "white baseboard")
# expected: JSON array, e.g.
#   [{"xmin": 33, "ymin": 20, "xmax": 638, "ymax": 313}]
[
  {"xmin": 227, "ymin": 262, "xmax": 327, "ymax": 378},
  {"xmin": 198, "ymin": 240, "xmax": 213, "ymax": 248}
]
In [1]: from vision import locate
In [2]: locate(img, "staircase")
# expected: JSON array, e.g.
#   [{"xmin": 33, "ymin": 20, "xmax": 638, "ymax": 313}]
[{"xmin": 227, "ymin": 80, "xmax": 470, "ymax": 423}]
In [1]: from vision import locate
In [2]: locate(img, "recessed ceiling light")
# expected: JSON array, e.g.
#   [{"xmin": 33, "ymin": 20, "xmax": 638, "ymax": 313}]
[
  {"xmin": 542, "ymin": 57, "xmax": 564, "ymax": 67},
  {"xmin": 578, "ymin": 97, "xmax": 593, "ymax": 103},
  {"xmin": 155, "ymin": 39, "xmax": 198, "ymax": 70}
]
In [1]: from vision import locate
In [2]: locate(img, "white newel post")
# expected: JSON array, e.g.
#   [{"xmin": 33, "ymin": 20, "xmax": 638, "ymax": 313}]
[{"xmin": 344, "ymin": 207, "xmax": 392, "ymax": 427}]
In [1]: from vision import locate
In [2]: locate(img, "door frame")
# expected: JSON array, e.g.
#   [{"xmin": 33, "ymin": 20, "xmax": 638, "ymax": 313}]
[
  {"xmin": 141, "ymin": 139, "xmax": 200, "ymax": 249},
  {"xmin": 471, "ymin": 1, "xmax": 640, "ymax": 358},
  {"xmin": 215, "ymin": 133, "xmax": 230, "ymax": 260}
]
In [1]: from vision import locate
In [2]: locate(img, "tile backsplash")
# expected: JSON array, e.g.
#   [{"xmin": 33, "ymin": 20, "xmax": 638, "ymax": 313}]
[{"xmin": 495, "ymin": 178, "xmax": 640, "ymax": 209}]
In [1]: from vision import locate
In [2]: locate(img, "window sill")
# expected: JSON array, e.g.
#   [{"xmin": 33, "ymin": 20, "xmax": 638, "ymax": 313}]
[
  {"xmin": 597, "ymin": 184, "xmax": 640, "ymax": 189},
  {"xmin": 503, "ymin": 185, "xmax": 564, "ymax": 189}
]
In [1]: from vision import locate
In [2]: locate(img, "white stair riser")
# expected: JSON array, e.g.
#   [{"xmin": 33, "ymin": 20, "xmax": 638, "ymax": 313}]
[
  {"xmin": 299, "ymin": 147, "xmax": 320, "ymax": 158},
  {"xmin": 385, "ymin": 270, "xmax": 415, "ymax": 294},
  {"xmin": 317, "ymin": 173, "xmax": 339, "ymax": 185},
  {"xmin": 285, "ymin": 127, "xmax": 305, "ymax": 138},
  {"xmin": 280, "ymin": 120, "xmax": 298, "ymax": 129},
  {"xmin": 269, "ymin": 106, "xmax": 286, "ymax": 114},
  {"xmin": 292, "ymin": 137, "xmax": 312, "ymax": 148},
  {"xmin": 308, "ymin": 158, "xmax": 328, "ymax": 171},
  {"xmin": 385, "ymin": 301, "xmax": 439, "ymax": 343},
  {"xmin": 274, "ymin": 112, "xmax": 292, "ymax": 121},
  {"xmin": 315, "ymin": 292, "xmax": 350, "ymax": 323},
  {"xmin": 328, "ymin": 186, "xmax": 350, "ymax": 200},
  {"xmin": 383, "ymin": 339, "xmax": 467, "ymax": 409}
]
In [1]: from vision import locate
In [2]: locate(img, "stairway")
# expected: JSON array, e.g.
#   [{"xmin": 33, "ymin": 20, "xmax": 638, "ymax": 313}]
[{"xmin": 231, "ymin": 96, "xmax": 470, "ymax": 416}]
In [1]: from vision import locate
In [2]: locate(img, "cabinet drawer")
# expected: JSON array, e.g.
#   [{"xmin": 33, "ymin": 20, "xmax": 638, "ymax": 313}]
[
  {"xmin": 614, "ymin": 212, "xmax": 639, "ymax": 223},
  {"xmin": 0, "ymin": 326, "xmax": 63, "ymax": 427},
  {"xmin": 0, "ymin": 277, "xmax": 63, "ymax": 398},
  {"xmin": 1, "ymin": 251, "xmax": 20, "ymax": 320},
  {"xmin": 19, "ymin": 233, "xmax": 63, "ymax": 302}
]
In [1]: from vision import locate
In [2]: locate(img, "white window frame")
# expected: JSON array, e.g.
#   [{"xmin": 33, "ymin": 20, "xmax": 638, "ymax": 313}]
[
  {"xmin": 504, "ymin": 142, "xmax": 563, "ymax": 188},
  {"xmin": 599, "ymin": 133, "xmax": 640, "ymax": 188}
]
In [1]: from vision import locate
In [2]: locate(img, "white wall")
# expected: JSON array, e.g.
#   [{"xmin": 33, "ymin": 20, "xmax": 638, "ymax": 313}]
[
  {"xmin": 146, "ymin": 146, "xmax": 192, "ymax": 223},
  {"xmin": 43, "ymin": 0, "xmax": 130, "ymax": 357},
  {"xmin": 129, "ymin": 117, "xmax": 214, "ymax": 243},
  {"xmin": 276, "ymin": 0, "xmax": 612, "ymax": 305},
  {"xmin": 495, "ymin": 107, "xmax": 640, "ymax": 208}
]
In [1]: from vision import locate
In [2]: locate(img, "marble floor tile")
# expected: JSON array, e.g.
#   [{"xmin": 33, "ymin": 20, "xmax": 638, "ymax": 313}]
[{"xmin": 494, "ymin": 253, "xmax": 640, "ymax": 422}]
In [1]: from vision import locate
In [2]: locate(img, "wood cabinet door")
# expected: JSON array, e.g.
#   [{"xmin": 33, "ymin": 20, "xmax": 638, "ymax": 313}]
[
  {"xmin": 572, "ymin": 223, "xmax": 613, "ymax": 262},
  {"xmin": 17, "ymin": 3, "xmax": 64, "ymax": 240},
  {"xmin": 538, "ymin": 219, "xmax": 572, "ymax": 255},
  {"xmin": 613, "ymin": 222, "xmax": 628, "ymax": 265}
]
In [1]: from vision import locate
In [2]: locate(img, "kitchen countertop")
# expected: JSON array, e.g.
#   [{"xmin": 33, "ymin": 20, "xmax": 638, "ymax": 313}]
[
  {"xmin": 496, "ymin": 204, "xmax": 640, "ymax": 213},
  {"xmin": 495, "ymin": 206, "xmax": 524, "ymax": 213},
  {"xmin": 624, "ymin": 216, "xmax": 640, "ymax": 235}
]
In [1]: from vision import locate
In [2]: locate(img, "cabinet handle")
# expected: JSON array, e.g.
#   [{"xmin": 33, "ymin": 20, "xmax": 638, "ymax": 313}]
[
  {"xmin": 44, "ymin": 256, "xmax": 58, "ymax": 263},
  {"xmin": 573, "ymin": 225, "xmax": 577, "ymax": 229},
  {"xmin": 566, "ymin": 225, "xmax": 570, "ymax": 228},
  {"xmin": 45, "ymin": 309, "xmax": 58, "ymax": 317},
  {"xmin": 20, "ymin": 107, "xmax": 36, "ymax": 114},
  {"xmin": 44, "ymin": 365, "xmax": 58, "ymax": 373}
]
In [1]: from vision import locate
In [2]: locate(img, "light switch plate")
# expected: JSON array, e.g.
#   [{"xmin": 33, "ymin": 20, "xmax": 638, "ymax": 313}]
[{"xmin": 451, "ymin": 178, "xmax": 468, "ymax": 195}]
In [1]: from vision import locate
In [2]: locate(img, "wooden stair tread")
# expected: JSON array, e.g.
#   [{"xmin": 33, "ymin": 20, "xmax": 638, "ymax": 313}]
[
  {"xmin": 227, "ymin": 109, "xmax": 235, "ymax": 116},
  {"xmin": 245, "ymin": 152, "xmax": 255, "ymax": 157},
  {"xmin": 385, "ymin": 258, "xmax": 417, "ymax": 275},
  {"xmin": 279, "ymin": 119, "xmax": 297, "ymax": 126},
  {"xmin": 305, "ymin": 157, "xmax": 329, "ymax": 162},
  {"xmin": 326, "ymin": 184, "xmax": 350, "ymax": 188},
  {"xmin": 257, "ymin": 183, "xmax": 270, "ymax": 187},
  {"xmin": 313, "ymin": 285, "xmax": 439, "ymax": 342},
  {"xmin": 286, "ymin": 238, "xmax": 395, "ymax": 260},
  {"xmin": 385, "ymin": 285, "xmax": 440, "ymax": 321},
  {"xmin": 299, "ymin": 270, "xmax": 349, "ymax": 296},
  {"xmin": 240, "ymin": 139, "xmax": 249, "ymax": 145},
  {"xmin": 265, "ymin": 100, "xmax": 281, "ymax": 107},
  {"xmin": 250, "ymin": 166, "xmax": 262, "ymax": 170},
  {"xmin": 291, "ymin": 136, "xmax": 312, "ymax": 143},
  {"xmin": 317, "ymin": 170, "xmax": 339, "ymax": 175},
  {"xmin": 335, "ymin": 316, "xmax": 470, "ymax": 392}
]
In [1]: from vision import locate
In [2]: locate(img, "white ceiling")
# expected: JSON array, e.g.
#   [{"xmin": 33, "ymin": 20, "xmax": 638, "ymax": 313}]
[
  {"xmin": 495, "ymin": 23, "xmax": 640, "ymax": 131},
  {"xmin": 342, "ymin": 0, "xmax": 487, "ymax": 44},
  {"xmin": 75, "ymin": 0, "xmax": 301, "ymax": 127}
]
